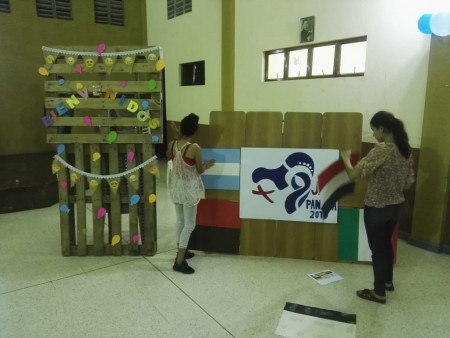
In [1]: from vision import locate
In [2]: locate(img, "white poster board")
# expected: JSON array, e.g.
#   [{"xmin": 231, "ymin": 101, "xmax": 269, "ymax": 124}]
[{"xmin": 240, "ymin": 148, "xmax": 339, "ymax": 223}]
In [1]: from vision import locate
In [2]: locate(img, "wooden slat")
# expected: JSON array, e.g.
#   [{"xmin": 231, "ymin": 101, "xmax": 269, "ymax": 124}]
[
  {"xmin": 240, "ymin": 111, "xmax": 283, "ymax": 256},
  {"xmin": 140, "ymin": 143, "xmax": 157, "ymax": 255},
  {"xmin": 314, "ymin": 224, "xmax": 339, "ymax": 262},
  {"xmin": 58, "ymin": 150, "xmax": 71, "ymax": 256},
  {"xmin": 47, "ymin": 63, "xmax": 158, "ymax": 74},
  {"xmin": 208, "ymin": 111, "xmax": 246, "ymax": 148},
  {"xmin": 90, "ymin": 144, "xmax": 105, "ymax": 255},
  {"xmin": 276, "ymin": 221, "xmax": 316, "ymax": 259},
  {"xmin": 45, "ymin": 80, "xmax": 161, "ymax": 93},
  {"xmin": 44, "ymin": 97, "xmax": 161, "ymax": 110},
  {"xmin": 126, "ymin": 144, "xmax": 139, "ymax": 255},
  {"xmin": 108, "ymin": 144, "xmax": 122, "ymax": 256},
  {"xmin": 51, "ymin": 117, "xmax": 148, "ymax": 128},
  {"xmin": 127, "ymin": 147, "xmax": 140, "ymax": 255},
  {"xmin": 47, "ymin": 134, "xmax": 157, "ymax": 144},
  {"xmin": 278, "ymin": 113, "xmax": 323, "ymax": 259},
  {"xmin": 282, "ymin": 112, "xmax": 323, "ymax": 149},
  {"xmin": 75, "ymin": 144, "xmax": 87, "ymax": 256}
]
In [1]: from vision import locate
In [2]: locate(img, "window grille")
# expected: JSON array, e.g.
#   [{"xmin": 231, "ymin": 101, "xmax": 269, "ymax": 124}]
[
  {"xmin": 36, "ymin": 0, "xmax": 72, "ymax": 20},
  {"xmin": 167, "ymin": 0, "xmax": 192, "ymax": 20},
  {"xmin": 0, "ymin": 0, "xmax": 10, "ymax": 13},
  {"xmin": 94, "ymin": 0, "xmax": 124, "ymax": 26}
]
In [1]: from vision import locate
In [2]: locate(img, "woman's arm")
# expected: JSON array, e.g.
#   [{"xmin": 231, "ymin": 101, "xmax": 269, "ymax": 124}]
[
  {"xmin": 340, "ymin": 150, "xmax": 361, "ymax": 181},
  {"xmin": 193, "ymin": 144, "xmax": 214, "ymax": 174},
  {"xmin": 166, "ymin": 140, "xmax": 174, "ymax": 159}
]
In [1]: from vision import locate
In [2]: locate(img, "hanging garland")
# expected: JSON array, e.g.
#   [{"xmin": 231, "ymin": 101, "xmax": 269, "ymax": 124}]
[
  {"xmin": 53, "ymin": 154, "xmax": 158, "ymax": 180},
  {"xmin": 42, "ymin": 46, "xmax": 163, "ymax": 58}
]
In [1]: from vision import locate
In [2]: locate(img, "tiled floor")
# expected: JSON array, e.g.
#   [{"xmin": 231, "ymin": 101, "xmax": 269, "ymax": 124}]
[{"xmin": 1, "ymin": 159, "xmax": 449, "ymax": 338}]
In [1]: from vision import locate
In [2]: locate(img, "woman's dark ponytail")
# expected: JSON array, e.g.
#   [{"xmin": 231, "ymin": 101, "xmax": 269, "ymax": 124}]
[{"xmin": 370, "ymin": 111, "xmax": 411, "ymax": 159}]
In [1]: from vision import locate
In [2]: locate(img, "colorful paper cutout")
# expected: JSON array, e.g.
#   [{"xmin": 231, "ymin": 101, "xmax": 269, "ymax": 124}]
[
  {"xmin": 107, "ymin": 131, "xmax": 118, "ymax": 144},
  {"xmin": 147, "ymin": 80, "xmax": 157, "ymax": 92},
  {"xmin": 74, "ymin": 65, "xmax": 83, "ymax": 74},
  {"xmin": 137, "ymin": 110, "xmax": 149, "ymax": 122},
  {"xmin": 148, "ymin": 165, "xmax": 158, "ymax": 175},
  {"xmin": 92, "ymin": 152, "xmax": 101, "ymax": 162},
  {"xmin": 156, "ymin": 60, "xmax": 165, "ymax": 71},
  {"xmin": 60, "ymin": 181, "xmax": 68, "ymax": 189},
  {"xmin": 52, "ymin": 162, "xmax": 61, "ymax": 174},
  {"xmin": 148, "ymin": 194, "xmax": 157, "ymax": 204},
  {"xmin": 57, "ymin": 144, "xmax": 65, "ymax": 155},
  {"xmin": 132, "ymin": 234, "xmax": 140, "ymax": 244},
  {"xmin": 127, "ymin": 151, "xmax": 135, "ymax": 163},
  {"xmin": 38, "ymin": 67, "xmax": 49, "ymax": 76},
  {"xmin": 120, "ymin": 81, "xmax": 127, "ymax": 87},
  {"xmin": 108, "ymin": 180, "xmax": 119, "ymax": 194},
  {"xmin": 60, "ymin": 205, "xmax": 70, "ymax": 214},
  {"xmin": 97, "ymin": 207, "xmax": 107, "ymax": 219},
  {"xmin": 97, "ymin": 43, "xmax": 106, "ymax": 55},
  {"xmin": 83, "ymin": 116, "xmax": 92, "ymax": 127},
  {"xmin": 141, "ymin": 100, "xmax": 149, "ymax": 109},
  {"xmin": 130, "ymin": 195, "xmax": 140, "ymax": 206},
  {"xmin": 70, "ymin": 173, "xmax": 78, "ymax": 187},
  {"xmin": 111, "ymin": 235, "xmax": 121, "ymax": 246},
  {"xmin": 57, "ymin": 78, "xmax": 65, "ymax": 86},
  {"xmin": 151, "ymin": 135, "xmax": 159, "ymax": 143},
  {"xmin": 149, "ymin": 118, "xmax": 160, "ymax": 130}
]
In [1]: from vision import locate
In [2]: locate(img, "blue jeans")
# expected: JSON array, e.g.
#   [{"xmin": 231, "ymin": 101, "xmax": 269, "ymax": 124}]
[{"xmin": 364, "ymin": 204, "xmax": 401, "ymax": 296}]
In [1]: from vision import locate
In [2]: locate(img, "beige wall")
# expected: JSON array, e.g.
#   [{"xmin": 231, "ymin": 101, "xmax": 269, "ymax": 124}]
[
  {"xmin": 147, "ymin": 0, "xmax": 450, "ymax": 148},
  {"xmin": 0, "ymin": 0, "xmax": 147, "ymax": 155}
]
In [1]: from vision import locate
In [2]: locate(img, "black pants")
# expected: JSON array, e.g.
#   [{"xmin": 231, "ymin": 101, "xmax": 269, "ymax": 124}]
[{"xmin": 364, "ymin": 204, "xmax": 401, "ymax": 296}]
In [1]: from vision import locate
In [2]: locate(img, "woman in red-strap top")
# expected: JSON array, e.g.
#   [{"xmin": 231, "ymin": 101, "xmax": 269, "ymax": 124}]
[{"xmin": 167, "ymin": 113, "xmax": 214, "ymax": 274}]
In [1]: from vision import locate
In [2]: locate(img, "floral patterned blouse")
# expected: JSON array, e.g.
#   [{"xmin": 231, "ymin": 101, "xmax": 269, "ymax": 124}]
[{"xmin": 356, "ymin": 143, "xmax": 414, "ymax": 208}]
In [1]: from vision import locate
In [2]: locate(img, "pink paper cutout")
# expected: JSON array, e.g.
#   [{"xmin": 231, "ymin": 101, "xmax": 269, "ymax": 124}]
[
  {"xmin": 60, "ymin": 181, "xmax": 68, "ymax": 189},
  {"xmin": 97, "ymin": 43, "xmax": 106, "ymax": 55},
  {"xmin": 120, "ymin": 81, "xmax": 127, "ymax": 87},
  {"xmin": 97, "ymin": 207, "xmax": 107, "ymax": 219},
  {"xmin": 132, "ymin": 234, "xmax": 140, "ymax": 244},
  {"xmin": 127, "ymin": 151, "xmax": 135, "ymax": 163},
  {"xmin": 83, "ymin": 116, "xmax": 92, "ymax": 127},
  {"xmin": 75, "ymin": 66, "xmax": 83, "ymax": 74}
]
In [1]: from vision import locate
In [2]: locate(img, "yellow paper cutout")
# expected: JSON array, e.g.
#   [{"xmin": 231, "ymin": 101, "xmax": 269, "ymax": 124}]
[
  {"xmin": 70, "ymin": 173, "xmax": 78, "ymax": 187},
  {"xmin": 38, "ymin": 67, "xmax": 49, "ymax": 76},
  {"xmin": 156, "ymin": 60, "xmax": 165, "ymax": 71},
  {"xmin": 52, "ymin": 162, "xmax": 61, "ymax": 174},
  {"xmin": 111, "ymin": 235, "xmax": 121, "ymax": 246},
  {"xmin": 148, "ymin": 194, "xmax": 157, "ymax": 203},
  {"xmin": 92, "ymin": 152, "xmax": 101, "ymax": 162},
  {"xmin": 109, "ymin": 180, "xmax": 119, "ymax": 194}
]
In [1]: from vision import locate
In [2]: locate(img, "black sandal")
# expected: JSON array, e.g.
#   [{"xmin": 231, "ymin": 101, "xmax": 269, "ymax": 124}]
[{"xmin": 356, "ymin": 289, "xmax": 386, "ymax": 304}]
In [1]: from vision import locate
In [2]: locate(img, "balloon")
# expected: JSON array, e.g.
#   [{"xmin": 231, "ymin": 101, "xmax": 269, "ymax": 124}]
[
  {"xmin": 97, "ymin": 207, "xmax": 106, "ymax": 219},
  {"xmin": 151, "ymin": 135, "xmax": 159, "ymax": 143},
  {"xmin": 127, "ymin": 151, "xmax": 135, "ymax": 163},
  {"xmin": 70, "ymin": 173, "xmax": 78, "ymax": 187},
  {"xmin": 60, "ymin": 181, "xmax": 68, "ymax": 189},
  {"xmin": 429, "ymin": 13, "xmax": 450, "ymax": 37},
  {"xmin": 111, "ymin": 235, "xmax": 121, "ymax": 246},
  {"xmin": 147, "ymin": 79, "xmax": 157, "ymax": 92},
  {"xmin": 38, "ymin": 67, "xmax": 49, "ymax": 76},
  {"xmin": 75, "ymin": 66, "xmax": 83, "ymax": 74},
  {"xmin": 107, "ymin": 131, "xmax": 117, "ymax": 144},
  {"xmin": 120, "ymin": 81, "xmax": 127, "ymax": 87},
  {"xmin": 141, "ymin": 100, "xmax": 149, "ymax": 109},
  {"xmin": 76, "ymin": 82, "xmax": 84, "ymax": 90},
  {"xmin": 57, "ymin": 78, "xmax": 65, "ymax": 86},
  {"xmin": 97, "ymin": 43, "xmax": 106, "ymax": 55},
  {"xmin": 57, "ymin": 144, "xmax": 65, "ymax": 155},
  {"xmin": 60, "ymin": 204, "xmax": 70, "ymax": 214},
  {"xmin": 132, "ymin": 234, "xmax": 140, "ymax": 244},
  {"xmin": 92, "ymin": 152, "xmax": 101, "ymax": 162},
  {"xmin": 418, "ymin": 14, "xmax": 432, "ymax": 34},
  {"xmin": 83, "ymin": 116, "xmax": 92, "ymax": 127},
  {"xmin": 130, "ymin": 194, "xmax": 140, "ymax": 206},
  {"xmin": 148, "ymin": 194, "xmax": 157, "ymax": 203}
]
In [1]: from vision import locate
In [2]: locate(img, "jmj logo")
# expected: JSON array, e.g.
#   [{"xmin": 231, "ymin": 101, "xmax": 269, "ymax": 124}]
[
  {"xmin": 251, "ymin": 152, "xmax": 314, "ymax": 214},
  {"xmin": 240, "ymin": 148, "xmax": 338, "ymax": 223}
]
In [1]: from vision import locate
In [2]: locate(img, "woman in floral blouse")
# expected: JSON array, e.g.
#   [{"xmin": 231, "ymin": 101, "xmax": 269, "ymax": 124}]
[{"xmin": 341, "ymin": 111, "xmax": 414, "ymax": 304}]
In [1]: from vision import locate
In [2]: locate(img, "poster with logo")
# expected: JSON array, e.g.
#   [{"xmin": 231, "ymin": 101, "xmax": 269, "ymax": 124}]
[{"xmin": 240, "ymin": 148, "xmax": 339, "ymax": 224}]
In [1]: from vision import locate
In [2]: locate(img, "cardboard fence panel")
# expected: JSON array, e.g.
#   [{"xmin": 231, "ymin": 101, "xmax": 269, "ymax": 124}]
[
  {"xmin": 43, "ymin": 45, "xmax": 163, "ymax": 256},
  {"xmin": 189, "ymin": 111, "xmax": 245, "ymax": 254},
  {"xmin": 240, "ymin": 111, "xmax": 283, "ymax": 257},
  {"xmin": 277, "ymin": 112, "xmax": 323, "ymax": 259},
  {"xmin": 317, "ymin": 112, "xmax": 363, "ymax": 261}
]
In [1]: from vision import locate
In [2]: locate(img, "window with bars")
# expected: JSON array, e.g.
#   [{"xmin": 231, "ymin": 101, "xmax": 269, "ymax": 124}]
[
  {"xmin": 264, "ymin": 36, "xmax": 367, "ymax": 81},
  {"xmin": 0, "ymin": 0, "xmax": 10, "ymax": 13},
  {"xmin": 167, "ymin": 0, "xmax": 192, "ymax": 20},
  {"xmin": 94, "ymin": 0, "xmax": 124, "ymax": 26},
  {"xmin": 36, "ymin": 0, "xmax": 72, "ymax": 20}
]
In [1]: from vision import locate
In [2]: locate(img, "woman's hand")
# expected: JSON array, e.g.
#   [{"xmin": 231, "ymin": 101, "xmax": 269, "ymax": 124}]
[{"xmin": 340, "ymin": 150, "xmax": 352, "ymax": 166}]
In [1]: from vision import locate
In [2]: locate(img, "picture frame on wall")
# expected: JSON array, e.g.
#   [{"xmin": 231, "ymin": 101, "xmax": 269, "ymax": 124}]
[{"xmin": 300, "ymin": 16, "xmax": 315, "ymax": 43}]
